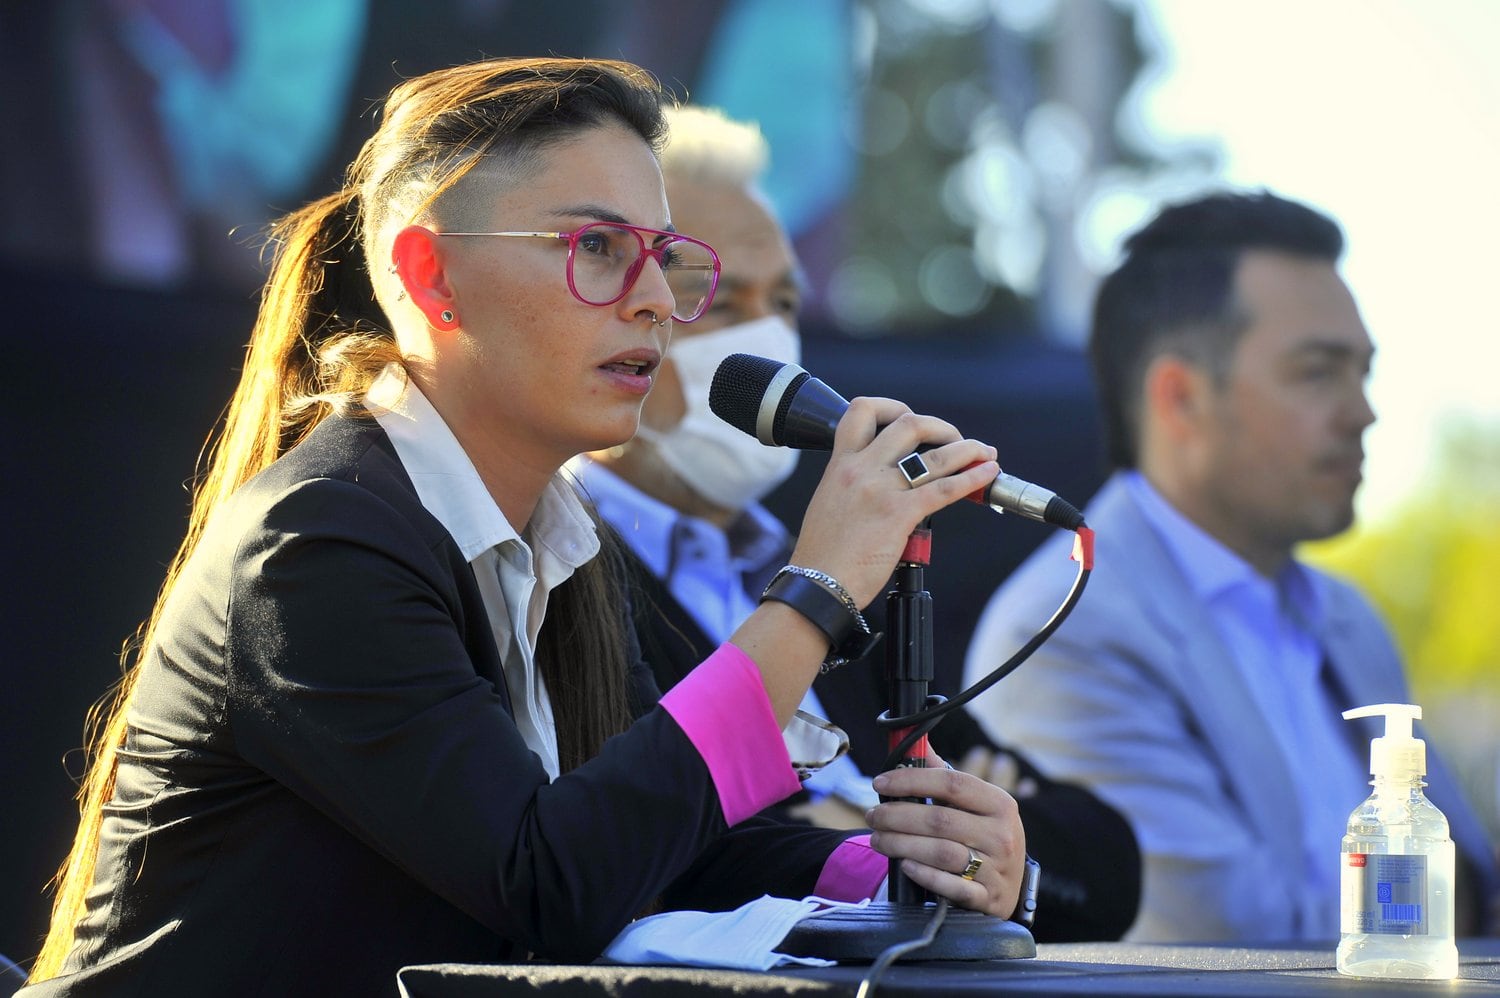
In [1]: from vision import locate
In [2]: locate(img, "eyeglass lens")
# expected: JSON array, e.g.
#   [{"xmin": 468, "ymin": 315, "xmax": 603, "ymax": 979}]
[{"xmin": 570, "ymin": 223, "xmax": 715, "ymax": 322}]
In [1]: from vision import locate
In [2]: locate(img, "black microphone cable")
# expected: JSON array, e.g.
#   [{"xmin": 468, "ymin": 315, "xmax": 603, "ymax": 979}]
[
  {"xmin": 877, "ymin": 524, "xmax": 1094, "ymax": 772},
  {"xmin": 855, "ymin": 898, "xmax": 951, "ymax": 998}
]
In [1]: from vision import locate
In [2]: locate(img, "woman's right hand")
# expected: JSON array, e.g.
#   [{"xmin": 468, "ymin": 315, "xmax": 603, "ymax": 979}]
[
  {"xmin": 787, "ymin": 396, "xmax": 998, "ymax": 608},
  {"xmin": 729, "ymin": 397, "xmax": 997, "ymax": 723}
]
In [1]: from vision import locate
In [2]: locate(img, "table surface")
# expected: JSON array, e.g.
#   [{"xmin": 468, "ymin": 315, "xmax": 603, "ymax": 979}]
[{"xmin": 398, "ymin": 939, "xmax": 1500, "ymax": 997}]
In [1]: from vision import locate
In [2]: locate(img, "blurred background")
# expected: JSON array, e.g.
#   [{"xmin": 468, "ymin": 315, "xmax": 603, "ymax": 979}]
[{"xmin": 2, "ymin": 0, "xmax": 1496, "ymax": 964}]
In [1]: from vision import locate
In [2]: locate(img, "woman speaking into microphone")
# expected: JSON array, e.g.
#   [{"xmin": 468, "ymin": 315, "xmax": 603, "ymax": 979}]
[{"xmin": 25, "ymin": 57, "xmax": 1021, "ymax": 997}]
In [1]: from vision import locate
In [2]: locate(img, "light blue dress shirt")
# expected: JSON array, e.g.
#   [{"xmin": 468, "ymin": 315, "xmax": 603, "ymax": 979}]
[
  {"xmin": 574, "ymin": 459, "xmax": 877, "ymax": 807},
  {"xmin": 1124, "ymin": 472, "xmax": 1369, "ymax": 935}
]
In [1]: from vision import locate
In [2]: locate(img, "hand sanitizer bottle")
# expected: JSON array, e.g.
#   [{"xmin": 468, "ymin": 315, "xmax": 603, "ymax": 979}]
[{"xmin": 1336, "ymin": 703, "xmax": 1457, "ymax": 980}]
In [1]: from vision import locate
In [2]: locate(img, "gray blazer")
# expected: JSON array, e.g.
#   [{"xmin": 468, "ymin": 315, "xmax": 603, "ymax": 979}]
[{"xmin": 964, "ymin": 473, "xmax": 1495, "ymax": 942}]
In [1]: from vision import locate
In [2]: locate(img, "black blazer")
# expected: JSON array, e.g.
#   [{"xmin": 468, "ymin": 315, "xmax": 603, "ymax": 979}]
[
  {"xmin": 625, "ymin": 545, "xmax": 1142, "ymax": 942},
  {"xmin": 26, "ymin": 413, "xmax": 853, "ymax": 998}
]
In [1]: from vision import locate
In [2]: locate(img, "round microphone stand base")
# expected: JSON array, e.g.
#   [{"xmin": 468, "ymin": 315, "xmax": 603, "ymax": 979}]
[{"xmin": 778, "ymin": 902, "xmax": 1035, "ymax": 962}]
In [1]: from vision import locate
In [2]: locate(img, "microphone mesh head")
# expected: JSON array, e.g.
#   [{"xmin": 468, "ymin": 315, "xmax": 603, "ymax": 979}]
[{"xmin": 709, "ymin": 353, "xmax": 789, "ymax": 435}]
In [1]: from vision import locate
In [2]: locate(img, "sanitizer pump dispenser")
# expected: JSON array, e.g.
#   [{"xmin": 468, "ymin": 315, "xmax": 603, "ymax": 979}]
[{"xmin": 1336, "ymin": 703, "xmax": 1457, "ymax": 979}]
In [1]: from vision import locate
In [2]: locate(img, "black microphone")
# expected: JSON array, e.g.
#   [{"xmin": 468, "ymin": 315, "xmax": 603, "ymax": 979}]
[{"xmin": 709, "ymin": 353, "xmax": 1085, "ymax": 531}]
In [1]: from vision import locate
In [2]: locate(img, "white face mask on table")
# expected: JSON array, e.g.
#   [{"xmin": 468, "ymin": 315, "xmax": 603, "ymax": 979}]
[{"xmin": 633, "ymin": 315, "xmax": 802, "ymax": 511}]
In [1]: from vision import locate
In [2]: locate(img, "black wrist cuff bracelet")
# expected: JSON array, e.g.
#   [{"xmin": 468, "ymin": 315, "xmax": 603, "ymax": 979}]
[{"xmin": 760, "ymin": 572, "xmax": 882, "ymax": 669}]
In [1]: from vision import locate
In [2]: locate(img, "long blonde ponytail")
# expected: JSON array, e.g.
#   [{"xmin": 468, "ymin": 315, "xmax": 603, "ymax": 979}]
[
  {"xmin": 31, "ymin": 185, "xmax": 395, "ymax": 980},
  {"xmin": 31, "ymin": 57, "xmax": 665, "ymax": 982}
]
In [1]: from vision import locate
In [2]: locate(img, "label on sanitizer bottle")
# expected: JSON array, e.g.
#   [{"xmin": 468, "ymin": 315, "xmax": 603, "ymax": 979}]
[{"xmin": 1341, "ymin": 853, "xmax": 1428, "ymax": 935}]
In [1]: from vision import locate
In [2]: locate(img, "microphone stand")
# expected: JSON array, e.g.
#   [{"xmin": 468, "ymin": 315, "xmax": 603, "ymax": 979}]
[
  {"xmin": 780, "ymin": 519, "xmax": 1035, "ymax": 962},
  {"xmin": 884, "ymin": 520, "xmax": 942, "ymax": 907}
]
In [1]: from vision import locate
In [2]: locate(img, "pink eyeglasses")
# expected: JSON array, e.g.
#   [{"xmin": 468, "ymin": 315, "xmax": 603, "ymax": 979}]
[{"xmin": 441, "ymin": 221, "xmax": 721, "ymax": 322}]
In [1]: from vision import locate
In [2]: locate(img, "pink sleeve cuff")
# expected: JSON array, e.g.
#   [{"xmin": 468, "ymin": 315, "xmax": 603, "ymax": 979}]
[
  {"xmin": 813, "ymin": 834, "xmax": 887, "ymax": 902},
  {"xmin": 659, "ymin": 642, "xmax": 802, "ymax": 826}
]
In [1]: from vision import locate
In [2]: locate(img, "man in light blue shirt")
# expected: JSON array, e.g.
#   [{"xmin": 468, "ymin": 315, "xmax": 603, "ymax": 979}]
[
  {"xmin": 576, "ymin": 105, "xmax": 1143, "ymax": 942},
  {"xmin": 964, "ymin": 190, "xmax": 1497, "ymax": 941}
]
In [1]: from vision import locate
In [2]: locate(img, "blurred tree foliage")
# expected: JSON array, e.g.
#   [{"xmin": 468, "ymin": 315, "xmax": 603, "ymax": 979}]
[
  {"xmin": 836, "ymin": 0, "xmax": 1207, "ymax": 338},
  {"xmin": 1304, "ymin": 417, "xmax": 1500, "ymax": 698}
]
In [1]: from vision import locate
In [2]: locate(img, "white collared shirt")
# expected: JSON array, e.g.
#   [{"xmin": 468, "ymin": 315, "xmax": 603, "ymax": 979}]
[
  {"xmin": 1125, "ymin": 471, "xmax": 1367, "ymax": 935},
  {"xmin": 367, "ymin": 365, "xmax": 599, "ymax": 780}
]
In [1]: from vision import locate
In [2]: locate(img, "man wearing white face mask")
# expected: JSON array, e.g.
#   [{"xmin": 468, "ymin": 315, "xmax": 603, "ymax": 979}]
[
  {"xmin": 573, "ymin": 106, "xmax": 1141, "ymax": 942},
  {"xmin": 571, "ymin": 107, "xmax": 857, "ymax": 799},
  {"xmin": 627, "ymin": 314, "xmax": 802, "ymax": 526}
]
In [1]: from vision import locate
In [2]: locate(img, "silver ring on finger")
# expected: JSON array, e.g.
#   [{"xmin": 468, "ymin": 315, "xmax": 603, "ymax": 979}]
[{"xmin": 897, "ymin": 451, "xmax": 932, "ymax": 487}]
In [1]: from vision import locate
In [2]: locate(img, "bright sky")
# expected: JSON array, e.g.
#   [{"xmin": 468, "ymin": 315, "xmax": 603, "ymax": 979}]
[{"xmin": 1137, "ymin": 0, "xmax": 1500, "ymax": 525}]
